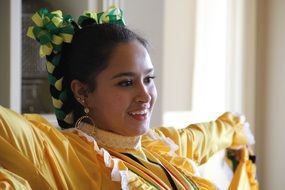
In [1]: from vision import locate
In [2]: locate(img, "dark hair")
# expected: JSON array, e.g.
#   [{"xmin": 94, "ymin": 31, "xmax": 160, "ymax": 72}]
[{"xmin": 49, "ymin": 22, "xmax": 148, "ymax": 129}]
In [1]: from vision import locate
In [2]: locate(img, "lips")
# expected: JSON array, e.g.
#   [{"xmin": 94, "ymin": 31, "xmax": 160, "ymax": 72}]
[{"xmin": 128, "ymin": 109, "xmax": 148, "ymax": 121}]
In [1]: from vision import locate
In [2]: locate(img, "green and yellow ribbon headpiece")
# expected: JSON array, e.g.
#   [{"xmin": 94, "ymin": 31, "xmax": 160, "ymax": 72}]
[{"xmin": 27, "ymin": 8, "xmax": 74, "ymax": 57}]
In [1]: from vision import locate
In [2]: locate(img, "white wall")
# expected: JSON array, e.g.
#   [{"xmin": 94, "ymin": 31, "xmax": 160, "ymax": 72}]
[
  {"xmin": 256, "ymin": 0, "xmax": 285, "ymax": 189},
  {"xmin": 47, "ymin": 0, "xmax": 89, "ymax": 19},
  {"xmin": 163, "ymin": 0, "xmax": 195, "ymax": 112},
  {"xmin": 0, "ymin": 0, "xmax": 21, "ymax": 112}
]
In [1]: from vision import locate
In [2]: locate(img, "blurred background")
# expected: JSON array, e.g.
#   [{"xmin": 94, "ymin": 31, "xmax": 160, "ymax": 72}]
[{"xmin": 0, "ymin": 0, "xmax": 284, "ymax": 189}]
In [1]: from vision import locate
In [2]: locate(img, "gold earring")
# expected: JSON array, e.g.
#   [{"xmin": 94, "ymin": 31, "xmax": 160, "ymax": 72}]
[{"xmin": 75, "ymin": 104, "xmax": 95, "ymax": 129}]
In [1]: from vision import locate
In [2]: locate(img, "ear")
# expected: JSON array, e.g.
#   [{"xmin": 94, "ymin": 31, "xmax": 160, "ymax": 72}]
[{"xmin": 70, "ymin": 80, "xmax": 89, "ymax": 104}]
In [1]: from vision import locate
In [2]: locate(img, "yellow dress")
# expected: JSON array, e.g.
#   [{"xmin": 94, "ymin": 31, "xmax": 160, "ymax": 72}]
[{"xmin": 0, "ymin": 106, "xmax": 257, "ymax": 190}]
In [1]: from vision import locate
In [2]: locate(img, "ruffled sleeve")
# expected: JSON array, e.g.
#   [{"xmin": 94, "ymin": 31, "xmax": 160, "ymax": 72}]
[{"xmin": 143, "ymin": 112, "xmax": 249, "ymax": 165}]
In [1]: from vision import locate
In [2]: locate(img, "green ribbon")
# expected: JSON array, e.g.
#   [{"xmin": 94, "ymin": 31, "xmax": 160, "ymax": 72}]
[
  {"xmin": 78, "ymin": 6, "xmax": 126, "ymax": 27},
  {"xmin": 27, "ymin": 8, "xmax": 75, "ymax": 57}
]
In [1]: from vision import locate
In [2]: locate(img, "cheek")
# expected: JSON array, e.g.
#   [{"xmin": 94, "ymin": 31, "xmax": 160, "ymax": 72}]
[
  {"xmin": 112, "ymin": 93, "xmax": 132, "ymax": 109},
  {"xmin": 99, "ymin": 92, "xmax": 131, "ymax": 113}
]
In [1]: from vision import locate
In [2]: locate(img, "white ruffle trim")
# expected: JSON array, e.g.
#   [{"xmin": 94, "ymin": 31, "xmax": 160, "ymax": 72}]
[
  {"xmin": 188, "ymin": 158, "xmax": 200, "ymax": 176},
  {"xmin": 147, "ymin": 130, "xmax": 179, "ymax": 156},
  {"xmin": 231, "ymin": 112, "xmax": 255, "ymax": 145},
  {"xmin": 69, "ymin": 128, "xmax": 131, "ymax": 190},
  {"xmin": 243, "ymin": 122, "xmax": 255, "ymax": 145}
]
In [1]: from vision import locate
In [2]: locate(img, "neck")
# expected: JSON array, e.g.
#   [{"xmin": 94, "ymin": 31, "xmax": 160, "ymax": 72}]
[{"xmin": 77, "ymin": 122, "xmax": 142, "ymax": 150}]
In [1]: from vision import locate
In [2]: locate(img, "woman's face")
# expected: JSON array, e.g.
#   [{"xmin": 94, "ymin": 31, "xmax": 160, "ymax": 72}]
[{"xmin": 85, "ymin": 40, "xmax": 157, "ymax": 136}]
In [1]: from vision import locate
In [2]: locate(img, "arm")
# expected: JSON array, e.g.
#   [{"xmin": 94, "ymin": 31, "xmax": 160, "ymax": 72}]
[
  {"xmin": 0, "ymin": 106, "xmax": 57, "ymax": 189},
  {"xmin": 0, "ymin": 106, "xmax": 104, "ymax": 189},
  {"xmin": 0, "ymin": 106, "xmax": 46, "ymax": 159},
  {"xmin": 143, "ymin": 112, "xmax": 250, "ymax": 165}
]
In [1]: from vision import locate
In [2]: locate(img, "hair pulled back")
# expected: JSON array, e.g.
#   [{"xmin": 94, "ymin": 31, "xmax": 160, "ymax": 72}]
[{"xmin": 52, "ymin": 21, "xmax": 148, "ymax": 129}]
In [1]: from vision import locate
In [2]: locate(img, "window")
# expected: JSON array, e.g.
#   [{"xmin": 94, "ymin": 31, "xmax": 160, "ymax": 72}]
[{"xmin": 163, "ymin": 0, "xmax": 256, "ymax": 127}]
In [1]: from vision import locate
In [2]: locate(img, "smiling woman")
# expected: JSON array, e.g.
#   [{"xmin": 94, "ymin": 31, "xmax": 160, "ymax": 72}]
[
  {"xmin": 71, "ymin": 41, "xmax": 157, "ymax": 137},
  {"xmin": 0, "ymin": 6, "xmax": 258, "ymax": 190}
]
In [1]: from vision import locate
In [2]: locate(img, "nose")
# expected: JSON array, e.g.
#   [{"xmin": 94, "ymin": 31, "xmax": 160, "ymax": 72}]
[{"xmin": 135, "ymin": 82, "xmax": 152, "ymax": 103}]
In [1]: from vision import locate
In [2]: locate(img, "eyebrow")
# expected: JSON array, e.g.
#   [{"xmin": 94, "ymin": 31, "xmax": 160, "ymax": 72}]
[{"xmin": 111, "ymin": 68, "xmax": 154, "ymax": 79}]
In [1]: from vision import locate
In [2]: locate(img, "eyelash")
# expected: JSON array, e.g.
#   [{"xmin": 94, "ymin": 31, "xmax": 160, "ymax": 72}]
[
  {"xmin": 117, "ymin": 76, "xmax": 156, "ymax": 87},
  {"xmin": 118, "ymin": 80, "xmax": 133, "ymax": 87},
  {"xmin": 144, "ymin": 76, "xmax": 156, "ymax": 84}
]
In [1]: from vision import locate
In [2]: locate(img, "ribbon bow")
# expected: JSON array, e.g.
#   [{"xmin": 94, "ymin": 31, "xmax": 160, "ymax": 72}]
[
  {"xmin": 27, "ymin": 8, "xmax": 75, "ymax": 57},
  {"xmin": 78, "ymin": 6, "xmax": 126, "ymax": 27}
]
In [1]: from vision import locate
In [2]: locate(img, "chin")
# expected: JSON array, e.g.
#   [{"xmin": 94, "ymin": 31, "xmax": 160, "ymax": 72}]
[{"xmin": 127, "ymin": 127, "xmax": 149, "ymax": 137}]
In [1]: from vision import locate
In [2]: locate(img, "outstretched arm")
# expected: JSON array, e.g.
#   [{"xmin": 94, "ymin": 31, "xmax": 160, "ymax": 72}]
[{"xmin": 143, "ymin": 112, "xmax": 253, "ymax": 165}]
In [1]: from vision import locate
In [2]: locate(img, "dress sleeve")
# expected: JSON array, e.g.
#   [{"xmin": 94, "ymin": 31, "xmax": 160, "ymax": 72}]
[
  {"xmin": 147, "ymin": 112, "xmax": 249, "ymax": 165},
  {"xmin": 0, "ymin": 106, "xmax": 57, "ymax": 189},
  {"xmin": 0, "ymin": 106, "xmax": 64, "ymax": 165},
  {"xmin": 0, "ymin": 106, "xmax": 46, "ymax": 166},
  {"xmin": 0, "ymin": 167, "xmax": 32, "ymax": 190},
  {"xmin": 0, "ymin": 106, "xmax": 105, "ymax": 189}
]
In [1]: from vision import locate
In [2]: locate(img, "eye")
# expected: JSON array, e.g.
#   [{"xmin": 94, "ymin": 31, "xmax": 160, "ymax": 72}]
[
  {"xmin": 144, "ymin": 76, "xmax": 156, "ymax": 84},
  {"xmin": 118, "ymin": 79, "xmax": 133, "ymax": 87}
]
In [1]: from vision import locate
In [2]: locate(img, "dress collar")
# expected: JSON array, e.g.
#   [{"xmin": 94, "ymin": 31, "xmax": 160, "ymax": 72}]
[{"xmin": 77, "ymin": 122, "xmax": 141, "ymax": 150}]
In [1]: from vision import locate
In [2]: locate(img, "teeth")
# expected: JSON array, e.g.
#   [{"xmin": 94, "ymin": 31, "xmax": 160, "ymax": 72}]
[{"xmin": 129, "ymin": 109, "xmax": 147, "ymax": 115}]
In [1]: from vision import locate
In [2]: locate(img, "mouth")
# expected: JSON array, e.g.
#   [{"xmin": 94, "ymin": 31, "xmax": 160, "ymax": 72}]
[{"xmin": 128, "ymin": 109, "xmax": 149, "ymax": 121}]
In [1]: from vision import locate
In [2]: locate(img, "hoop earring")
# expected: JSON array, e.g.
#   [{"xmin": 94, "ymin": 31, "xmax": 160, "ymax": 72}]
[{"xmin": 75, "ymin": 105, "xmax": 95, "ymax": 129}]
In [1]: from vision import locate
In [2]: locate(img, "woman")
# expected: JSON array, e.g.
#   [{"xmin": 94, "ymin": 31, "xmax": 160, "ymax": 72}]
[{"xmin": 0, "ymin": 7, "xmax": 257, "ymax": 190}]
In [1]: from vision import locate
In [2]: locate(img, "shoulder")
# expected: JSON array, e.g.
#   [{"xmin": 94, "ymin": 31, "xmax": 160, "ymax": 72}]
[
  {"xmin": 0, "ymin": 106, "xmax": 35, "ymax": 139},
  {"xmin": 0, "ymin": 105, "xmax": 61, "ymax": 137},
  {"xmin": 0, "ymin": 105, "xmax": 66, "ymax": 152},
  {"xmin": 142, "ymin": 128, "xmax": 179, "ymax": 156}
]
